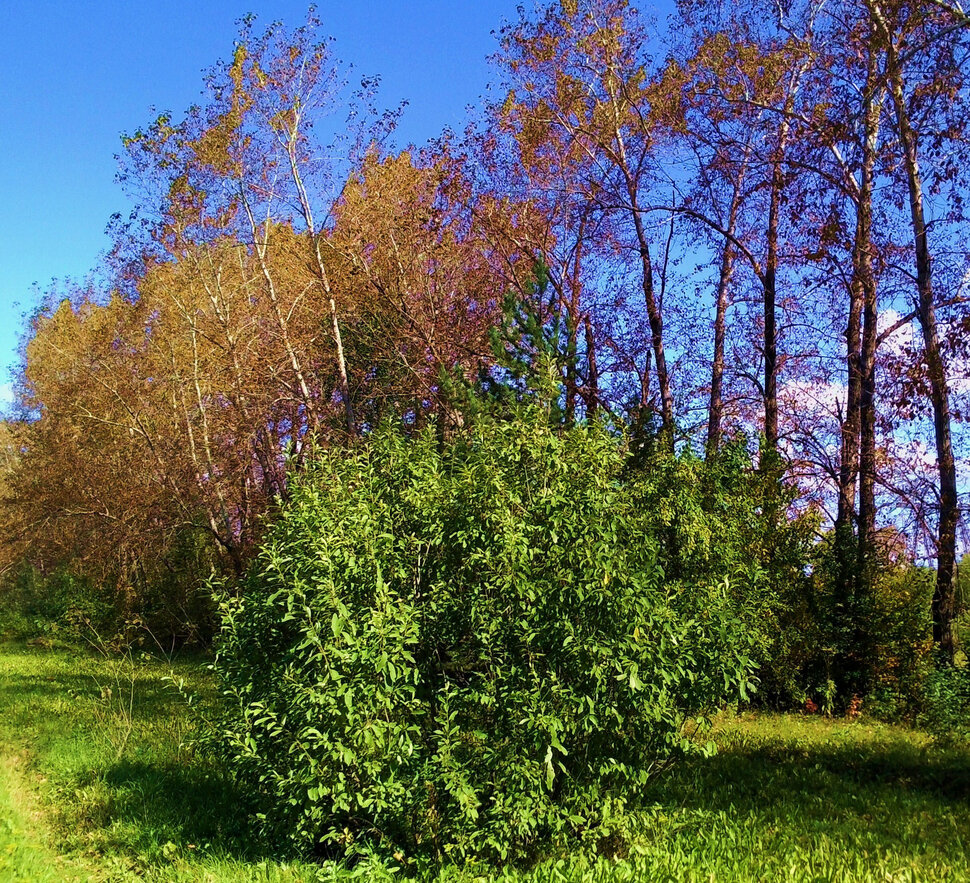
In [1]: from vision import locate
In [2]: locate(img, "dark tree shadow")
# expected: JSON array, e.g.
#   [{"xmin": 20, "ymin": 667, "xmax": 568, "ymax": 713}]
[
  {"xmin": 637, "ymin": 721, "xmax": 970, "ymax": 863},
  {"xmin": 98, "ymin": 759, "xmax": 275, "ymax": 860}
]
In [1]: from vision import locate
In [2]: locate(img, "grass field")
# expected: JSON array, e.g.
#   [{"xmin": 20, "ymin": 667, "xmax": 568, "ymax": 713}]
[{"xmin": 0, "ymin": 641, "xmax": 968, "ymax": 882}]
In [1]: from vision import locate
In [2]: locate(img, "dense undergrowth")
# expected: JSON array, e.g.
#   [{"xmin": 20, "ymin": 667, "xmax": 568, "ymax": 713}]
[{"xmin": 0, "ymin": 641, "xmax": 968, "ymax": 881}]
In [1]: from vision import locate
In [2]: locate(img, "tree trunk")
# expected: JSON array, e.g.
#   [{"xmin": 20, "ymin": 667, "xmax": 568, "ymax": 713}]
[
  {"xmin": 584, "ymin": 314, "xmax": 599, "ymax": 419},
  {"xmin": 881, "ymin": 28, "xmax": 959, "ymax": 659},
  {"xmin": 857, "ymin": 50, "xmax": 883, "ymax": 574},
  {"xmin": 836, "ymin": 274, "xmax": 863, "ymax": 536},
  {"xmin": 564, "ymin": 311, "xmax": 579, "ymax": 426},
  {"xmin": 607, "ymin": 87, "xmax": 673, "ymax": 443},
  {"xmin": 839, "ymin": 44, "xmax": 884, "ymax": 697},
  {"xmin": 564, "ymin": 232, "xmax": 585, "ymax": 426},
  {"xmin": 707, "ymin": 170, "xmax": 745, "ymax": 458},
  {"xmin": 631, "ymin": 205, "xmax": 674, "ymax": 444},
  {"xmin": 762, "ymin": 115, "xmax": 792, "ymax": 456},
  {"xmin": 288, "ymin": 141, "xmax": 356, "ymax": 438}
]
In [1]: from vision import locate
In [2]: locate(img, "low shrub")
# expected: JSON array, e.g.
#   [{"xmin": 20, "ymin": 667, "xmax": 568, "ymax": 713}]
[
  {"xmin": 0, "ymin": 548, "xmax": 215, "ymax": 648},
  {"xmin": 0, "ymin": 564, "xmax": 114, "ymax": 641},
  {"xmin": 208, "ymin": 412, "xmax": 755, "ymax": 861},
  {"xmin": 919, "ymin": 656, "xmax": 970, "ymax": 746}
]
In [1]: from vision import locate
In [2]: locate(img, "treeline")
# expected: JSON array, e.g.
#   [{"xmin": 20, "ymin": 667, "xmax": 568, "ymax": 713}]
[{"xmin": 1, "ymin": 1, "xmax": 968, "ymax": 681}]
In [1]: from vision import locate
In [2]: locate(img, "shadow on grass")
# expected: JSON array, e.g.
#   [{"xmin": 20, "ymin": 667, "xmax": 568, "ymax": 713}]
[
  {"xmin": 0, "ymin": 673, "xmax": 101, "ymax": 701},
  {"xmin": 640, "ymin": 720, "xmax": 970, "ymax": 863},
  {"xmin": 676, "ymin": 739, "xmax": 968, "ymax": 802},
  {"xmin": 98, "ymin": 758, "xmax": 279, "ymax": 861},
  {"xmin": 98, "ymin": 725, "xmax": 970, "ymax": 865},
  {"xmin": 0, "ymin": 652, "xmax": 290, "ymax": 864},
  {"xmin": 0, "ymin": 667, "xmax": 206, "ymax": 719}
]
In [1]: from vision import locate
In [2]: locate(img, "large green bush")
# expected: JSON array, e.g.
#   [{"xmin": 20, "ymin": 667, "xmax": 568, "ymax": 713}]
[
  {"xmin": 626, "ymin": 439, "xmax": 818, "ymax": 708},
  {"xmin": 209, "ymin": 413, "xmax": 755, "ymax": 860}
]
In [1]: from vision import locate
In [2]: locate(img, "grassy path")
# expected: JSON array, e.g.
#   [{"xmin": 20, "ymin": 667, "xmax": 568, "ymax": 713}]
[
  {"xmin": 0, "ymin": 641, "xmax": 318, "ymax": 882},
  {"xmin": 0, "ymin": 750, "xmax": 88, "ymax": 881},
  {"xmin": 0, "ymin": 640, "xmax": 968, "ymax": 881}
]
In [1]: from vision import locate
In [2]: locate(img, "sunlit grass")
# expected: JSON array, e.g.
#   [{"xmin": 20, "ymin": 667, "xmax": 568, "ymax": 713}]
[
  {"xmin": 0, "ymin": 642, "xmax": 318, "ymax": 881},
  {"xmin": 0, "ymin": 748, "xmax": 92, "ymax": 881},
  {"xmin": 0, "ymin": 642, "xmax": 968, "ymax": 881}
]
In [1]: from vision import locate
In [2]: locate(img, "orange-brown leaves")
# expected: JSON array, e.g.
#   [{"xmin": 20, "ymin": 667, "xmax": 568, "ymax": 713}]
[{"xmin": 332, "ymin": 151, "xmax": 502, "ymax": 419}]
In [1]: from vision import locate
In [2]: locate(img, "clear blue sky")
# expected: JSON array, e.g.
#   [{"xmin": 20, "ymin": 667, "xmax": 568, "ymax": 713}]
[{"xmin": 0, "ymin": 1, "xmax": 674, "ymax": 405}]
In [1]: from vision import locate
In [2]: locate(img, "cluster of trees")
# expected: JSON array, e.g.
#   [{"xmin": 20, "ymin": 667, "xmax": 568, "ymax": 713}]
[{"xmin": 1, "ymin": 0, "xmax": 969, "ymax": 666}]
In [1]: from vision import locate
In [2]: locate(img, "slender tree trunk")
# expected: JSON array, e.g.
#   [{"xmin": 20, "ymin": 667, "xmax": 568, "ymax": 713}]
[
  {"xmin": 641, "ymin": 346, "xmax": 653, "ymax": 411},
  {"xmin": 240, "ymin": 192, "xmax": 319, "ymax": 442},
  {"xmin": 837, "ymin": 275, "xmax": 863, "ymax": 536},
  {"xmin": 881, "ymin": 31, "xmax": 959, "ymax": 659},
  {"xmin": 763, "ymin": 114, "xmax": 792, "ymax": 456},
  {"xmin": 834, "ymin": 237, "xmax": 864, "ymax": 694},
  {"xmin": 858, "ymin": 264, "xmax": 878, "ymax": 569},
  {"xmin": 837, "ymin": 47, "xmax": 884, "ymax": 697},
  {"xmin": 606, "ymin": 101, "xmax": 673, "ymax": 440},
  {"xmin": 320, "ymin": 260, "xmax": 357, "ymax": 437},
  {"xmin": 857, "ymin": 55, "xmax": 883, "ymax": 573},
  {"xmin": 584, "ymin": 314, "xmax": 599, "ymax": 419},
  {"xmin": 564, "ymin": 312, "xmax": 579, "ymax": 425},
  {"xmin": 707, "ymin": 168, "xmax": 745, "ymax": 458},
  {"xmin": 636, "ymin": 343, "xmax": 654, "ymax": 446},
  {"xmin": 564, "ymin": 230, "xmax": 585, "ymax": 426},
  {"xmin": 285, "ymin": 137, "xmax": 356, "ymax": 437},
  {"xmin": 628, "ymin": 202, "xmax": 673, "ymax": 443},
  {"xmin": 604, "ymin": 84, "xmax": 673, "ymax": 443},
  {"xmin": 760, "ymin": 41, "xmax": 811, "ymax": 461}
]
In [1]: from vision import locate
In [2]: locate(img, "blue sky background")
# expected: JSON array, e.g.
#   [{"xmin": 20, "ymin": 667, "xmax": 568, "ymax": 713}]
[{"xmin": 0, "ymin": 1, "xmax": 675, "ymax": 406}]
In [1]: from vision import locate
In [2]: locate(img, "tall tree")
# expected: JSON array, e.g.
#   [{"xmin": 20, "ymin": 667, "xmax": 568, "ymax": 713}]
[
  {"xmin": 865, "ymin": 0, "xmax": 968, "ymax": 658},
  {"xmin": 119, "ymin": 12, "xmax": 395, "ymax": 444},
  {"xmin": 665, "ymin": 1, "xmax": 822, "ymax": 457},
  {"xmin": 495, "ymin": 0, "xmax": 676, "ymax": 440}
]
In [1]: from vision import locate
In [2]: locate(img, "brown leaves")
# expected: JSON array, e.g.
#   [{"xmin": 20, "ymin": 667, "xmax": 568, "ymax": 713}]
[{"xmin": 332, "ymin": 151, "xmax": 504, "ymax": 419}]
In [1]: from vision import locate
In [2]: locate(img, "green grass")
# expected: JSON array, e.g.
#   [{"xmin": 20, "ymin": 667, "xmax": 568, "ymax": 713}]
[
  {"xmin": 0, "ymin": 751, "xmax": 92, "ymax": 882},
  {"xmin": 0, "ymin": 641, "xmax": 968, "ymax": 881},
  {"xmin": 629, "ymin": 714, "xmax": 970, "ymax": 881},
  {"xmin": 0, "ymin": 641, "xmax": 318, "ymax": 881}
]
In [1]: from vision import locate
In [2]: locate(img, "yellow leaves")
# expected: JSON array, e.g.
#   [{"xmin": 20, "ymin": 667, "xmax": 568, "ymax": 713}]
[
  {"xmin": 534, "ymin": 32, "xmax": 559, "ymax": 64},
  {"xmin": 335, "ymin": 151, "xmax": 439, "ymax": 243},
  {"xmin": 588, "ymin": 23, "xmax": 623, "ymax": 63},
  {"xmin": 494, "ymin": 0, "xmax": 653, "ymax": 172},
  {"xmin": 229, "ymin": 43, "xmax": 248, "ymax": 88},
  {"xmin": 500, "ymin": 88, "xmax": 518, "ymax": 121},
  {"xmin": 328, "ymin": 148, "xmax": 501, "ymax": 408},
  {"xmin": 645, "ymin": 66, "xmax": 688, "ymax": 136},
  {"xmin": 690, "ymin": 34, "xmax": 755, "ymax": 92},
  {"xmin": 189, "ymin": 109, "xmax": 242, "ymax": 176},
  {"xmin": 269, "ymin": 107, "xmax": 298, "ymax": 137}
]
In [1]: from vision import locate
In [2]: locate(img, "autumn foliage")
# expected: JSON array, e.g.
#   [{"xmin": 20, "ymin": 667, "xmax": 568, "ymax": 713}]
[{"xmin": 1, "ymin": 1, "xmax": 969, "ymax": 692}]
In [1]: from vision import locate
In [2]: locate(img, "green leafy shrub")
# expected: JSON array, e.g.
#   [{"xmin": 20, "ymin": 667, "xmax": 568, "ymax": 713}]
[
  {"xmin": 772, "ymin": 544, "xmax": 935, "ymax": 717},
  {"xmin": 209, "ymin": 412, "xmax": 755, "ymax": 861},
  {"xmin": 864, "ymin": 565, "xmax": 934, "ymax": 716},
  {"xmin": 919, "ymin": 656, "xmax": 970, "ymax": 745},
  {"xmin": 0, "ymin": 564, "xmax": 114, "ymax": 641},
  {"xmin": 627, "ymin": 439, "xmax": 817, "ymax": 709}
]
